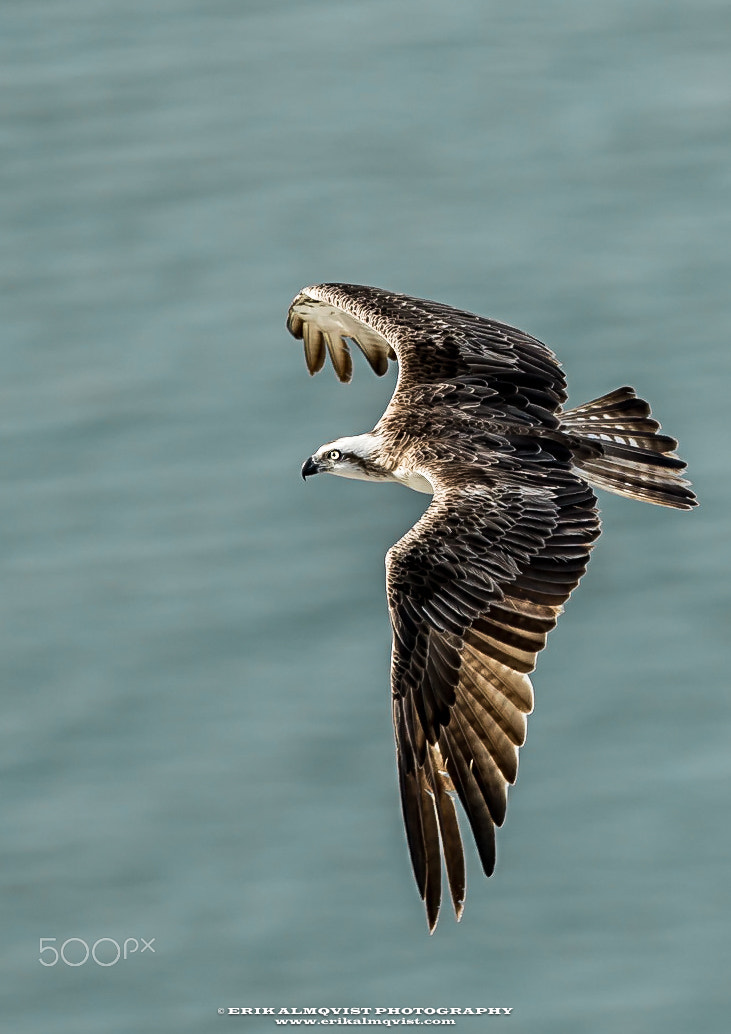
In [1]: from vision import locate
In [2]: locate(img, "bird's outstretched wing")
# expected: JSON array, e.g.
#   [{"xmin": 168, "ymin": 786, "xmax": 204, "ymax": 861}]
[
  {"xmin": 387, "ymin": 466, "xmax": 600, "ymax": 931},
  {"xmin": 287, "ymin": 283, "xmax": 568, "ymax": 429}
]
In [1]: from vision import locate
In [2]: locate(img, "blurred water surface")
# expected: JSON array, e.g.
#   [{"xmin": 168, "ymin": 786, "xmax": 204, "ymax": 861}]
[{"xmin": 1, "ymin": 1, "xmax": 729, "ymax": 1031}]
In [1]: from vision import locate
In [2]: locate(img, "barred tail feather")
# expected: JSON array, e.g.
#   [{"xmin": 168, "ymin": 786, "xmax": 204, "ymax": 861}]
[{"xmin": 563, "ymin": 387, "xmax": 697, "ymax": 510}]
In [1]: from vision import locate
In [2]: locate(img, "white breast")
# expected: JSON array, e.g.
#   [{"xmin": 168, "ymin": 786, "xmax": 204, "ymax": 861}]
[{"xmin": 393, "ymin": 467, "xmax": 434, "ymax": 494}]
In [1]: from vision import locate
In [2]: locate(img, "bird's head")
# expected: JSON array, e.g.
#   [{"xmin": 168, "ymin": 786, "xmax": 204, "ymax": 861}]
[{"xmin": 301, "ymin": 434, "xmax": 385, "ymax": 483}]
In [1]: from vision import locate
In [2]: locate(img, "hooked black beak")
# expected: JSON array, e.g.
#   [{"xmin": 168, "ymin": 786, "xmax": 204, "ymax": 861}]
[{"xmin": 301, "ymin": 456, "xmax": 320, "ymax": 480}]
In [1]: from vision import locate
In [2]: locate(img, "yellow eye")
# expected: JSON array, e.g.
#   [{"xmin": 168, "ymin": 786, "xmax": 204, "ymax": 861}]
[{"xmin": 328, "ymin": 449, "xmax": 342, "ymax": 461}]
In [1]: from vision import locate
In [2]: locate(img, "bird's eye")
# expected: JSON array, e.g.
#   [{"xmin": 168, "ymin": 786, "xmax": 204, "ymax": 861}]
[{"xmin": 328, "ymin": 449, "xmax": 342, "ymax": 461}]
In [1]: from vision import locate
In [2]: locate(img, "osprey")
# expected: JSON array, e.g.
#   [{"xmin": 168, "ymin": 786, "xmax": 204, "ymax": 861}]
[{"xmin": 287, "ymin": 283, "xmax": 696, "ymax": 932}]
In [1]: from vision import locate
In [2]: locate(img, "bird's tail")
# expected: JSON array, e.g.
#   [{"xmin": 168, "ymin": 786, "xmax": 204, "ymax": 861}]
[{"xmin": 562, "ymin": 387, "xmax": 697, "ymax": 510}]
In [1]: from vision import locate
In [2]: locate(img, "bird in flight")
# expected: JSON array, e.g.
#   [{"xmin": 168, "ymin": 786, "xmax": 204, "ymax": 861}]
[{"xmin": 287, "ymin": 283, "xmax": 696, "ymax": 932}]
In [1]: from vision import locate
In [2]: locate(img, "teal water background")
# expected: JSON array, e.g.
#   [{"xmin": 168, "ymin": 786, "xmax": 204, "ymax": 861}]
[{"xmin": 2, "ymin": 2, "xmax": 729, "ymax": 1031}]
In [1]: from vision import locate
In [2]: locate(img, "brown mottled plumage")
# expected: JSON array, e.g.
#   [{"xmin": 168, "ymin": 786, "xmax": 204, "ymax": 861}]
[{"xmin": 288, "ymin": 283, "xmax": 697, "ymax": 931}]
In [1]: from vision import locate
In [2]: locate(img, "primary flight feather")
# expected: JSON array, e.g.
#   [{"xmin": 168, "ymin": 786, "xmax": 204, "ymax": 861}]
[{"xmin": 288, "ymin": 283, "xmax": 696, "ymax": 931}]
